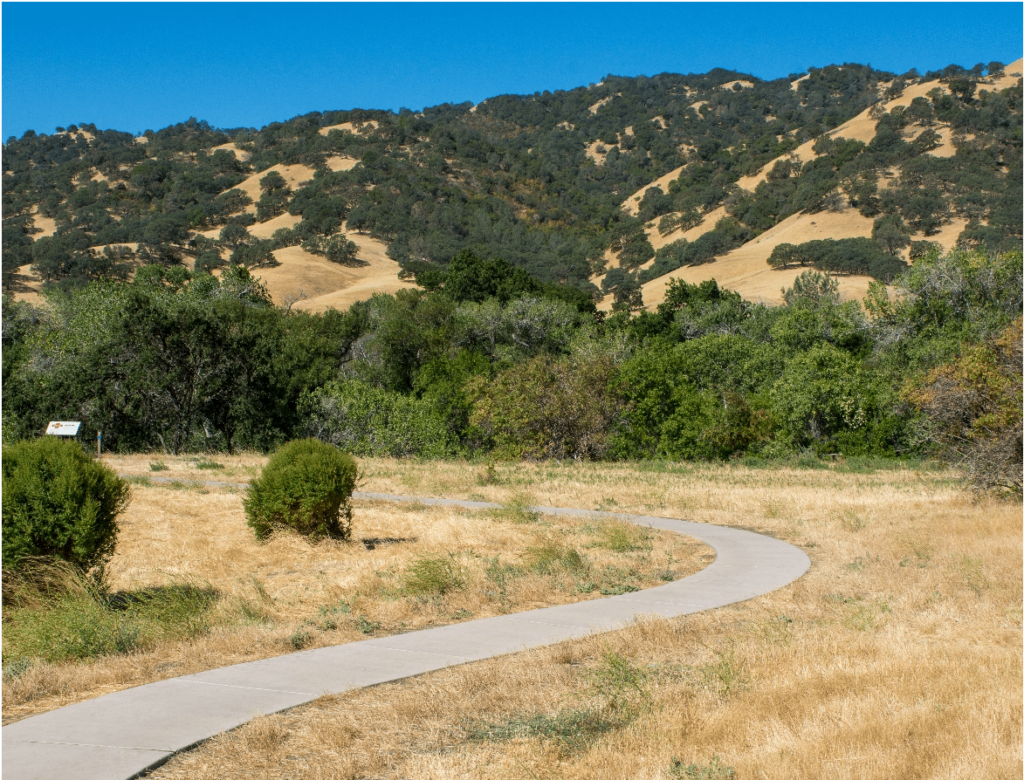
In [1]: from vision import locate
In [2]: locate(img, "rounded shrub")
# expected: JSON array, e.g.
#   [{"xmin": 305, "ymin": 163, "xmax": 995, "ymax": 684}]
[
  {"xmin": 2, "ymin": 437, "xmax": 130, "ymax": 573},
  {"xmin": 244, "ymin": 439, "xmax": 358, "ymax": 542}
]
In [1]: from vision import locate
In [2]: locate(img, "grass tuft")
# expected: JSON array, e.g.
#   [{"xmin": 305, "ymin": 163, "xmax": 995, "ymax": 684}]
[
  {"xmin": 596, "ymin": 519, "xmax": 651, "ymax": 552},
  {"xmin": 402, "ymin": 554, "xmax": 467, "ymax": 596},
  {"xmin": 523, "ymin": 535, "xmax": 589, "ymax": 576},
  {"xmin": 193, "ymin": 458, "xmax": 225, "ymax": 471},
  {"xmin": 488, "ymin": 493, "xmax": 540, "ymax": 524},
  {"xmin": 669, "ymin": 756, "xmax": 736, "ymax": 779},
  {"xmin": 467, "ymin": 708, "xmax": 618, "ymax": 754},
  {"xmin": 3, "ymin": 565, "xmax": 217, "ymax": 665}
]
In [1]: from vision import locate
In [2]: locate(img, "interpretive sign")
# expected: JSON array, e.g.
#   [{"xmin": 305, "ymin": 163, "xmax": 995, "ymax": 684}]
[{"xmin": 45, "ymin": 421, "xmax": 81, "ymax": 436}]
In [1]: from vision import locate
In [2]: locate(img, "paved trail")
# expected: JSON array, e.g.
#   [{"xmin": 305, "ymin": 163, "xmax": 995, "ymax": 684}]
[{"xmin": 3, "ymin": 490, "xmax": 810, "ymax": 780}]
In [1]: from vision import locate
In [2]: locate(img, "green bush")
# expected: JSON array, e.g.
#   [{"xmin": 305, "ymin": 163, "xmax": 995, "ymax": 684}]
[
  {"xmin": 2, "ymin": 437, "xmax": 130, "ymax": 573},
  {"xmin": 244, "ymin": 439, "xmax": 358, "ymax": 542}
]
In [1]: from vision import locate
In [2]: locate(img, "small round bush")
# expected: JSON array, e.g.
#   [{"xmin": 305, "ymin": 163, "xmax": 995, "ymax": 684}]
[
  {"xmin": 244, "ymin": 439, "xmax": 357, "ymax": 542},
  {"xmin": 2, "ymin": 437, "xmax": 130, "ymax": 573}
]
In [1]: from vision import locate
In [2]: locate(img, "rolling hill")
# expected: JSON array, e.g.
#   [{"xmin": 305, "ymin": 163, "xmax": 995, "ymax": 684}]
[{"xmin": 3, "ymin": 58, "xmax": 1020, "ymax": 311}]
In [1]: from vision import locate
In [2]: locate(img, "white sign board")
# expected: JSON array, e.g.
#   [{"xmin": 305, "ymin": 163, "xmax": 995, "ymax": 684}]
[{"xmin": 46, "ymin": 421, "xmax": 81, "ymax": 436}]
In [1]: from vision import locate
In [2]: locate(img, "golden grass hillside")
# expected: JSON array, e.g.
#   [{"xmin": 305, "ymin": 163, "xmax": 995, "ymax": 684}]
[
  {"xmin": 139, "ymin": 457, "xmax": 1021, "ymax": 780},
  {"xmin": 1, "ymin": 454, "xmax": 707, "ymax": 725},
  {"xmin": 606, "ymin": 59, "xmax": 1023, "ymax": 311}
]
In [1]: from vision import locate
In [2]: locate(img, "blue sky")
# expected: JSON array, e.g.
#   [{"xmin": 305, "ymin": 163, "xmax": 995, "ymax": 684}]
[{"xmin": 3, "ymin": 2, "xmax": 1022, "ymax": 140}]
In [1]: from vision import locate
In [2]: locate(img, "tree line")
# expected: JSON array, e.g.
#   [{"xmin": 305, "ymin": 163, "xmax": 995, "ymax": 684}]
[{"xmin": 3, "ymin": 247, "xmax": 1020, "ymax": 494}]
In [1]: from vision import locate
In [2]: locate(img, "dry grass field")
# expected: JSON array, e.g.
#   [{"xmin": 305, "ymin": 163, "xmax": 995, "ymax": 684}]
[
  {"xmin": 133, "ymin": 457, "xmax": 1020, "ymax": 780},
  {"xmin": 1, "ymin": 455, "xmax": 707, "ymax": 725}
]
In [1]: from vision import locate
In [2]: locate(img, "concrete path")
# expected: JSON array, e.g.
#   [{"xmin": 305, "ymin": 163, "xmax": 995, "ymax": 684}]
[{"xmin": 3, "ymin": 491, "xmax": 810, "ymax": 780}]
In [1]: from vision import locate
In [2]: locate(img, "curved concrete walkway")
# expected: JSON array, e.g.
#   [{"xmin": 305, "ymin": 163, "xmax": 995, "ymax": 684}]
[{"xmin": 3, "ymin": 492, "xmax": 810, "ymax": 780}]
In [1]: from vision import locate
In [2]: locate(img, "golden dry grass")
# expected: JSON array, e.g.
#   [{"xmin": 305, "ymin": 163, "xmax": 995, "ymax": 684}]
[
  {"xmin": 617, "ymin": 64, "xmax": 1024, "ymax": 314},
  {"xmin": 637, "ymin": 207, "xmax": 880, "ymax": 309},
  {"xmin": 288, "ymin": 228, "xmax": 418, "ymax": 313},
  {"xmin": 2, "ymin": 455, "xmax": 706, "ymax": 724},
  {"xmin": 318, "ymin": 121, "xmax": 379, "ymax": 136},
  {"xmin": 208, "ymin": 142, "xmax": 250, "ymax": 161},
  {"xmin": 138, "ymin": 458, "xmax": 1020, "ymax": 780}
]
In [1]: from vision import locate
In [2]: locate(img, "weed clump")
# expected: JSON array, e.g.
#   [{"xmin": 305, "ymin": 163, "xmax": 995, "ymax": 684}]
[
  {"xmin": 523, "ymin": 536, "xmax": 589, "ymax": 576},
  {"xmin": 244, "ymin": 439, "xmax": 357, "ymax": 542},
  {"xmin": 2, "ymin": 437, "xmax": 130, "ymax": 574},
  {"xmin": 402, "ymin": 554, "xmax": 467, "ymax": 596}
]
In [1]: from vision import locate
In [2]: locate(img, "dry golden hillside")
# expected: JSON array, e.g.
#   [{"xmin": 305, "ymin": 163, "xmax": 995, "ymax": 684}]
[{"xmin": 601, "ymin": 60, "xmax": 1023, "ymax": 311}]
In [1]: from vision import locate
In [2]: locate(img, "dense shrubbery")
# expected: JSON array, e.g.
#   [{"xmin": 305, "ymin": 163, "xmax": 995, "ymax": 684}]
[
  {"xmin": 905, "ymin": 318, "xmax": 1022, "ymax": 496},
  {"xmin": 2, "ymin": 242, "xmax": 1020, "ymax": 494},
  {"xmin": 302, "ymin": 380, "xmax": 459, "ymax": 458},
  {"xmin": 2, "ymin": 437, "xmax": 130, "ymax": 573},
  {"xmin": 244, "ymin": 438, "xmax": 358, "ymax": 541}
]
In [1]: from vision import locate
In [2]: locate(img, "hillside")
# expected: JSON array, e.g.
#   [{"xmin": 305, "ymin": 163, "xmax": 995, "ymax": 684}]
[
  {"xmin": 605, "ymin": 58, "xmax": 1023, "ymax": 307},
  {"xmin": 3, "ymin": 58, "xmax": 1020, "ymax": 310}
]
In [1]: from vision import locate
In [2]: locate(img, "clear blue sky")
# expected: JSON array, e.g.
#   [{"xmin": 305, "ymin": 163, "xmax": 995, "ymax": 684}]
[{"xmin": 3, "ymin": 2, "xmax": 1022, "ymax": 140}]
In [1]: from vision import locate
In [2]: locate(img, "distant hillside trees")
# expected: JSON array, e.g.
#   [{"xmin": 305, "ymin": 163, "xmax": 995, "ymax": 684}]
[
  {"xmin": 767, "ymin": 238, "xmax": 908, "ymax": 282},
  {"xmin": 0, "ymin": 59, "xmax": 1019, "ymax": 301}
]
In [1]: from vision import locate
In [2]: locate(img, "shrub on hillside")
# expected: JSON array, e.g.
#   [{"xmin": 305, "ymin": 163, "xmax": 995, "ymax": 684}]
[
  {"xmin": 2, "ymin": 437, "xmax": 130, "ymax": 574},
  {"xmin": 244, "ymin": 439, "xmax": 358, "ymax": 542},
  {"xmin": 767, "ymin": 237, "xmax": 908, "ymax": 282}
]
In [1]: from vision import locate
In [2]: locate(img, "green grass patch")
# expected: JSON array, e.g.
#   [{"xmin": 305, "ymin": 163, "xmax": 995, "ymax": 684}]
[
  {"xmin": 484, "ymin": 556, "xmax": 525, "ymax": 589},
  {"xmin": 487, "ymin": 493, "xmax": 540, "ymax": 524},
  {"xmin": 402, "ymin": 554, "xmax": 467, "ymax": 596},
  {"xmin": 466, "ymin": 708, "xmax": 618, "ymax": 753},
  {"xmin": 523, "ymin": 536, "xmax": 589, "ymax": 576},
  {"xmin": 4, "ymin": 576, "xmax": 217, "ymax": 665},
  {"xmin": 166, "ymin": 480, "xmax": 208, "ymax": 493},
  {"xmin": 595, "ymin": 519, "xmax": 651, "ymax": 553}
]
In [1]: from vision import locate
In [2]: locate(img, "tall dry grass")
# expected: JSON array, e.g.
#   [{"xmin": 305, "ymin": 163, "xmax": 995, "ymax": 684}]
[
  {"xmin": 2, "ymin": 455, "xmax": 705, "ymax": 724},
  {"xmin": 140, "ymin": 457, "xmax": 1020, "ymax": 780}
]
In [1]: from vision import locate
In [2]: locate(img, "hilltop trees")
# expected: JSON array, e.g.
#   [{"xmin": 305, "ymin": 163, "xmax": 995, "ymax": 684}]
[{"xmin": 766, "ymin": 238, "xmax": 907, "ymax": 282}]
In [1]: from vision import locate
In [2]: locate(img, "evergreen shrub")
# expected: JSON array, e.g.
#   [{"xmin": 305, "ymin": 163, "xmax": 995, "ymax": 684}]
[
  {"xmin": 2, "ymin": 437, "xmax": 130, "ymax": 573},
  {"xmin": 244, "ymin": 439, "xmax": 357, "ymax": 541}
]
